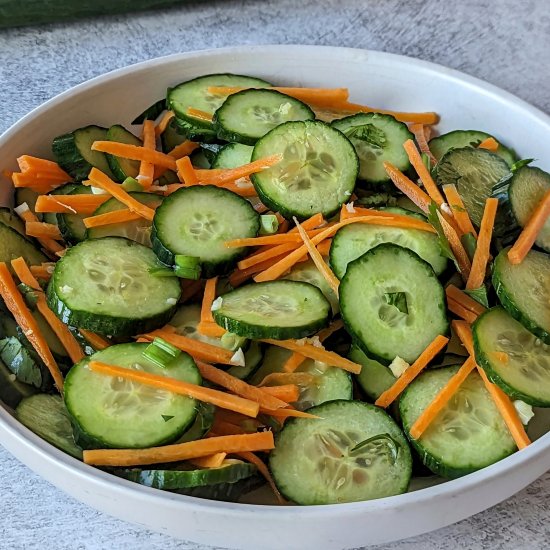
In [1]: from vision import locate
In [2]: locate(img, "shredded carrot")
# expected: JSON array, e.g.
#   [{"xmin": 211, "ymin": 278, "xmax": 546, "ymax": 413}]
[
  {"xmin": 83, "ymin": 209, "xmax": 142, "ymax": 229},
  {"xmin": 492, "ymin": 351, "xmax": 510, "ymax": 364},
  {"xmin": 91, "ymin": 141, "xmax": 177, "ymax": 170},
  {"xmin": 445, "ymin": 285, "xmax": 487, "ymax": 317},
  {"xmin": 17, "ymin": 155, "xmax": 68, "ymax": 174},
  {"xmin": 187, "ymin": 107, "xmax": 214, "ymax": 122},
  {"xmin": 25, "ymin": 221, "xmax": 62, "ymax": 240},
  {"xmin": 339, "ymin": 205, "xmax": 436, "ymax": 232},
  {"xmin": 238, "ymin": 243, "xmax": 298, "ymax": 270},
  {"xmin": 317, "ymin": 239, "xmax": 332, "ymax": 256},
  {"xmin": 508, "ymin": 189, "xmax": 550, "ymax": 265},
  {"xmin": 403, "ymin": 140, "xmax": 445, "ymax": 205},
  {"xmin": 167, "ymin": 141, "xmax": 200, "ymax": 160},
  {"xmin": 83, "ymin": 431, "xmax": 274, "ymax": 467},
  {"xmin": 88, "ymin": 360, "xmax": 260, "ymax": 418},
  {"xmin": 259, "ymin": 372, "xmax": 317, "ymax": 388},
  {"xmin": 176, "ymin": 156, "xmax": 199, "ymax": 185},
  {"xmin": 447, "ymin": 297, "xmax": 479, "ymax": 324},
  {"xmin": 225, "ymin": 230, "xmax": 325, "ymax": 248},
  {"xmin": 330, "ymin": 101, "xmax": 439, "ymax": 125},
  {"xmin": 188, "ymin": 452, "xmax": 227, "ymax": 469},
  {"xmin": 0, "ymin": 263, "xmax": 64, "ymax": 392},
  {"xmin": 442, "ymin": 184, "xmax": 478, "ymax": 237},
  {"xmin": 383, "ymin": 161, "xmax": 432, "ymax": 213},
  {"xmin": 437, "ymin": 210, "xmax": 472, "ymax": 281},
  {"xmin": 155, "ymin": 111, "xmax": 175, "ymax": 137},
  {"xmin": 196, "ymin": 321, "xmax": 226, "ymax": 338},
  {"xmin": 260, "ymin": 384, "xmax": 300, "ymax": 403},
  {"xmin": 16, "ymin": 206, "xmax": 65, "ymax": 254},
  {"xmin": 179, "ymin": 279, "xmax": 204, "ymax": 303},
  {"xmin": 375, "ymin": 335, "xmax": 449, "ymax": 408},
  {"xmin": 10, "ymin": 257, "xmax": 42, "ymax": 288},
  {"xmin": 229, "ymin": 252, "xmax": 299, "ymax": 287},
  {"xmin": 409, "ymin": 357, "xmax": 477, "ymax": 439},
  {"xmin": 195, "ymin": 155, "xmax": 282, "ymax": 185},
  {"xmin": 466, "ymin": 198, "xmax": 498, "ymax": 289},
  {"xmin": 79, "ymin": 329, "xmax": 111, "ymax": 350},
  {"xmin": 478, "ymin": 137, "xmax": 499, "ymax": 152},
  {"xmin": 30, "ymin": 263, "xmax": 55, "ymax": 281},
  {"xmin": 87, "ymin": 168, "xmax": 156, "ymax": 221},
  {"xmin": 199, "ymin": 277, "xmax": 218, "ymax": 331},
  {"xmin": 234, "ymin": 451, "xmax": 285, "ymax": 504},
  {"xmin": 409, "ymin": 124, "xmax": 437, "ymax": 165},
  {"xmin": 261, "ymin": 338, "xmax": 361, "ymax": 374},
  {"xmin": 34, "ymin": 194, "xmax": 110, "ymax": 215},
  {"xmin": 260, "ymin": 407, "xmax": 319, "ymax": 419},
  {"xmin": 137, "ymin": 120, "xmax": 156, "ymax": 189}
]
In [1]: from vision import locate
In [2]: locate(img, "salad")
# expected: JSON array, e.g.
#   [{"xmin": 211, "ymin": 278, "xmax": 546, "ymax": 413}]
[{"xmin": 1, "ymin": 73, "xmax": 549, "ymax": 506}]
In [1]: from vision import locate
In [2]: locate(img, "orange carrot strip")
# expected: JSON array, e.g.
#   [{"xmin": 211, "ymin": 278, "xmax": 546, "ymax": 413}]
[
  {"xmin": 260, "ymin": 384, "xmax": 300, "ymax": 403},
  {"xmin": 34, "ymin": 194, "xmax": 110, "ymax": 215},
  {"xmin": 259, "ymin": 372, "xmax": 317, "ymax": 388},
  {"xmin": 375, "ymin": 335, "xmax": 449, "ymax": 408},
  {"xmin": 167, "ymin": 141, "xmax": 200, "ymax": 160},
  {"xmin": 0, "ymin": 263, "xmax": 64, "ymax": 391},
  {"xmin": 187, "ymin": 452, "xmax": 227, "ymax": 468},
  {"xmin": 478, "ymin": 137, "xmax": 499, "ymax": 152},
  {"xmin": 341, "ymin": 208, "xmax": 436, "ymax": 232},
  {"xmin": 83, "ymin": 209, "xmax": 142, "ymax": 229},
  {"xmin": 437, "ymin": 210, "xmax": 472, "ymax": 281},
  {"xmin": 508, "ymin": 189, "xmax": 550, "ymax": 265},
  {"xmin": 79, "ymin": 329, "xmax": 111, "ymax": 350},
  {"xmin": 155, "ymin": 111, "xmax": 175, "ymax": 137},
  {"xmin": 409, "ymin": 124, "xmax": 437, "ymax": 165},
  {"xmin": 442, "ymin": 184, "xmax": 478, "ymax": 237},
  {"xmin": 200, "ymin": 277, "xmax": 218, "ymax": 328},
  {"xmin": 176, "ymin": 156, "xmax": 199, "ymax": 185},
  {"xmin": 225, "ymin": 230, "xmax": 325, "ymax": 248},
  {"xmin": 187, "ymin": 107, "xmax": 214, "ymax": 122},
  {"xmin": 83, "ymin": 432, "xmax": 274, "ymax": 467},
  {"xmin": 91, "ymin": 141, "xmax": 177, "ymax": 170},
  {"xmin": 88, "ymin": 360, "xmax": 260, "ymax": 418},
  {"xmin": 234, "ymin": 451, "xmax": 285, "ymax": 504},
  {"xmin": 383, "ymin": 161, "xmax": 432, "ymax": 213},
  {"xmin": 137, "ymin": 120, "xmax": 156, "ymax": 189},
  {"xmin": 403, "ymin": 140, "xmax": 445, "ymax": 205},
  {"xmin": 197, "ymin": 321, "xmax": 226, "ymax": 338},
  {"xmin": 10, "ymin": 257, "xmax": 41, "ymax": 289},
  {"xmin": 331, "ymin": 101, "xmax": 439, "ymax": 125},
  {"xmin": 229, "ymin": 253, "xmax": 292, "ymax": 287},
  {"xmin": 445, "ymin": 285, "xmax": 487, "ymax": 317},
  {"xmin": 17, "ymin": 155, "xmax": 69, "ymax": 175},
  {"xmin": 196, "ymin": 361, "xmax": 289, "ymax": 410},
  {"xmin": 11, "ymin": 172, "xmax": 68, "ymax": 193},
  {"xmin": 30, "ymin": 264, "xmax": 55, "ymax": 281},
  {"xmin": 88, "ymin": 168, "xmax": 156, "ymax": 221},
  {"xmin": 260, "ymin": 407, "xmax": 319, "ymax": 419},
  {"xmin": 262, "ymin": 338, "xmax": 362, "ymax": 375},
  {"xmin": 317, "ymin": 239, "xmax": 332, "ymax": 256},
  {"xmin": 410, "ymin": 357, "xmax": 477, "ymax": 439},
  {"xmin": 195, "ymin": 155, "xmax": 282, "ymax": 185},
  {"xmin": 16, "ymin": 207, "xmax": 65, "ymax": 254},
  {"xmin": 447, "ymin": 297, "xmax": 479, "ymax": 324},
  {"xmin": 238, "ymin": 243, "xmax": 298, "ymax": 270},
  {"xmin": 466, "ymin": 198, "xmax": 498, "ymax": 289},
  {"xmin": 25, "ymin": 221, "xmax": 62, "ymax": 240}
]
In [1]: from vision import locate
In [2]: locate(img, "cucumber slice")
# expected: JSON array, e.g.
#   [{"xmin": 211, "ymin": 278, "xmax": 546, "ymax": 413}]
[
  {"xmin": 87, "ymin": 192, "xmax": 162, "ymax": 246},
  {"xmin": 56, "ymin": 184, "xmax": 94, "ymax": 244},
  {"xmin": 212, "ymin": 280, "xmax": 330, "ymax": 340},
  {"xmin": 0, "ymin": 357, "xmax": 36, "ymax": 409},
  {"xmin": 248, "ymin": 345, "xmax": 352, "ymax": 410},
  {"xmin": 151, "ymin": 185, "xmax": 260, "ymax": 277},
  {"xmin": 16, "ymin": 394, "xmax": 82, "ymax": 459},
  {"xmin": 493, "ymin": 248, "xmax": 550, "ymax": 344},
  {"xmin": 269, "ymin": 400, "xmax": 412, "ymax": 504},
  {"xmin": 429, "ymin": 130, "xmax": 517, "ymax": 167},
  {"xmin": 282, "ymin": 258, "xmax": 339, "ymax": 314},
  {"xmin": 399, "ymin": 366, "xmax": 516, "ymax": 478},
  {"xmin": 212, "ymin": 143, "xmax": 253, "ymax": 169},
  {"xmin": 47, "ymin": 237, "xmax": 180, "ymax": 337},
  {"xmin": 434, "ymin": 147, "xmax": 510, "ymax": 227},
  {"xmin": 168, "ymin": 74, "xmax": 271, "ymax": 128},
  {"xmin": 0, "ymin": 336, "xmax": 51, "ymax": 390},
  {"xmin": 106, "ymin": 125, "xmax": 141, "ymax": 182},
  {"xmin": 177, "ymin": 401, "xmax": 216, "ymax": 443},
  {"xmin": 190, "ymin": 148, "xmax": 211, "ymax": 169},
  {"xmin": 332, "ymin": 113, "xmax": 414, "ymax": 185},
  {"xmin": 340, "ymin": 244, "xmax": 449, "ymax": 363},
  {"xmin": 65, "ymin": 342, "xmax": 200, "ymax": 449},
  {"xmin": 172, "ymin": 117, "xmax": 218, "ymax": 143},
  {"xmin": 509, "ymin": 165, "xmax": 550, "ymax": 253},
  {"xmin": 214, "ymin": 89, "xmax": 315, "ymax": 145},
  {"xmin": 349, "ymin": 345, "xmax": 396, "ymax": 402},
  {"xmin": 132, "ymin": 99, "xmax": 166, "ymax": 125},
  {"xmin": 329, "ymin": 208, "xmax": 447, "ymax": 279},
  {"xmin": 161, "ymin": 119, "xmax": 188, "ymax": 153},
  {"xmin": 0, "ymin": 222, "xmax": 48, "ymax": 268},
  {"xmin": 0, "ymin": 208, "xmax": 26, "ymax": 236},
  {"xmin": 474, "ymin": 307, "xmax": 550, "ymax": 406},
  {"xmin": 251, "ymin": 120, "xmax": 358, "ymax": 219},
  {"xmin": 52, "ymin": 125, "xmax": 115, "ymax": 181}
]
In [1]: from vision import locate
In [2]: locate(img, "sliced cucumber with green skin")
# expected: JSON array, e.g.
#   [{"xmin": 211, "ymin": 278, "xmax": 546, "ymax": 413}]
[
  {"xmin": 56, "ymin": 184, "xmax": 94, "ymax": 244},
  {"xmin": 434, "ymin": 147, "xmax": 510, "ymax": 227},
  {"xmin": 168, "ymin": 74, "xmax": 272, "ymax": 128},
  {"xmin": 399, "ymin": 366, "xmax": 516, "ymax": 478},
  {"xmin": 161, "ymin": 118, "xmax": 188, "ymax": 153},
  {"xmin": 212, "ymin": 143, "xmax": 253, "ymax": 169},
  {"xmin": 152, "ymin": 185, "xmax": 260, "ymax": 277},
  {"xmin": 248, "ymin": 345, "xmax": 352, "ymax": 410},
  {"xmin": 106, "ymin": 125, "xmax": 141, "ymax": 182},
  {"xmin": 270, "ymin": 400, "xmax": 412, "ymax": 504},
  {"xmin": 251, "ymin": 120, "xmax": 358, "ymax": 219},
  {"xmin": 473, "ymin": 307, "xmax": 550, "ymax": 406},
  {"xmin": 176, "ymin": 402, "xmax": 216, "ymax": 443},
  {"xmin": 329, "ymin": 208, "xmax": 447, "ymax": 279},
  {"xmin": 131, "ymin": 98, "xmax": 166, "ymax": 125},
  {"xmin": 283, "ymin": 258, "xmax": 339, "ymax": 314},
  {"xmin": 0, "ymin": 222, "xmax": 48, "ymax": 268},
  {"xmin": 65, "ymin": 343, "xmax": 200, "ymax": 449},
  {"xmin": 213, "ymin": 89, "xmax": 315, "ymax": 145},
  {"xmin": 340, "ymin": 244, "xmax": 449, "ymax": 364},
  {"xmin": 0, "ymin": 357, "xmax": 36, "ymax": 409},
  {"xmin": 0, "ymin": 208, "xmax": 26, "ymax": 236},
  {"xmin": 14, "ymin": 189, "xmax": 40, "ymax": 218},
  {"xmin": 332, "ymin": 113, "xmax": 414, "ymax": 186},
  {"xmin": 47, "ymin": 237, "xmax": 181, "ymax": 337},
  {"xmin": 0, "ymin": 337, "xmax": 51, "ymax": 391},
  {"xmin": 16, "ymin": 394, "xmax": 82, "ymax": 459},
  {"xmin": 212, "ymin": 281, "xmax": 330, "ymax": 340},
  {"xmin": 509, "ymin": 166, "xmax": 550, "ymax": 253},
  {"xmin": 52, "ymin": 125, "xmax": 115, "ymax": 181},
  {"xmin": 429, "ymin": 130, "xmax": 517, "ymax": 166},
  {"xmin": 172, "ymin": 117, "xmax": 219, "ymax": 143},
  {"xmin": 349, "ymin": 345, "xmax": 396, "ymax": 401},
  {"xmin": 87, "ymin": 192, "xmax": 162, "ymax": 246},
  {"xmin": 493, "ymin": 248, "xmax": 550, "ymax": 344},
  {"xmin": 190, "ymin": 148, "xmax": 211, "ymax": 169}
]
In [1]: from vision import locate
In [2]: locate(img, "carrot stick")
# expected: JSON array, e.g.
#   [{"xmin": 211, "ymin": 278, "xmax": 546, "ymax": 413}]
[
  {"xmin": 229, "ymin": 253, "xmax": 295, "ymax": 287},
  {"xmin": 17, "ymin": 155, "xmax": 70, "ymax": 176},
  {"xmin": 237, "ymin": 243, "xmax": 298, "ymax": 270},
  {"xmin": 478, "ymin": 137, "xmax": 499, "ymax": 152},
  {"xmin": 442, "ymin": 184, "xmax": 478, "ymax": 237},
  {"xmin": 194, "ymin": 155, "xmax": 282, "ymax": 185},
  {"xmin": 25, "ymin": 221, "xmax": 62, "ymax": 240},
  {"xmin": 196, "ymin": 321, "xmax": 226, "ymax": 339},
  {"xmin": 137, "ymin": 120, "xmax": 155, "ymax": 189},
  {"xmin": 260, "ymin": 384, "xmax": 300, "ymax": 403},
  {"xmin": 83, "ymin": 432, "xmax": 274, "ymax": 466},
  {"xmin": 34, "ymin": 194, "xmax": 110, "ymax": 215},
  {"xmin": 508, "ymin": 189, "xmax": 550, "ymax": 265},
  {"xmin": 340, "ymin": 207, "xmax": 436, "ymax": 232},
  {"xmin": 409, "ymin": 357, "xmax": 477, "ymax": 439},
  {"xmin": 176, "ymin": 156, "xmax": 199, "ymax": 185},
  {"xmin": 155, "ymin": 111, "xmax": 175, "ymax": 137},
  {"xmin": 317, "ymin": 239, "xmax": 332, "ymax": 256},
  {"xmin": 187, "ymin": 108, "xmax": 214, "ymax": 122},
  {"xmin": 375, "ymin": 335, "xmax": 449, "ymax": 408},
  {"xmin": 30, "ymin": 263, "xmax": 55, "ymax": 281},
  {"xmin": 88, "ymin": 360, "xmax": 260, "ymax": 418},
  {"xmin": 403, "ymin": 140, "xmax": 445, "ymax": 205},
  {"xmin": 409, "ymin": 123, "xmax": 437, "ymax": 165},
  {"xmin": 383, "ymin": 161, "xmax": 432, "ymax": 213},
  {"xmin": 466, "ymin": 198, "xmax": 498, "ymax": 289},
  {"xmin": 16, "ymin": 206, "xmax": 65, "ymax": 254},
  {"xmin": 234, "ymin": 451, "xmax": 285, "ymax": 504},
  {"xmin": 437, "ymin": 210, "xmax": 472, "ymax": 281},
  {"xmin": 167, "ymin": 141, "xmax": 200, "ymax": 160},
  {"xmin": 91, "ymin": 141, "xmax": 177, "ymax": 170},
  {"xmin": 330, "ymin": 101, "xmax": 439, "ymax": 125},
  {"xmin": 447, "ymin": 297, "xmax": 479, "ymax": 324},
  {"xmin": 83, "ymin": 209, "xmax": 142, "ymax": 229},
  {"xmin": 188, "ymin": 452, "xmax": 227, "ymax": 469},
  {"xmin": 0, "ymin": 263, "xmax": 64, "ymax": 392},
  {"xmin": 87, "ymin": 168, "xmax": 156, "ymax": 221},
  {"xmin": 260, "ymin": 407, "xmax": 319, "ymax": 419},
  {"xmin": 259, "ymin": 372, "xmax": 317, "ymax": 388},
  {"xmin": 261, "ymin": 338, "xmax": 362, "ymax": 374},
  {"xmin": 225, "ymin": 230, "xmax": 324, "ymax": 248},
  {"xmin": 445, "ymin": 285, "xmax": 487, "ymax": 317},
  {"xmin": 10, "ymin": 257, "xmax": 42, "ymax": 288},
  {"xmin": 199, "ymin": 277, "xmax": 218, "ymax": 330},
  {"xmin": 79, "ymin": 329, "xmax": 111, "ymax": 350}
]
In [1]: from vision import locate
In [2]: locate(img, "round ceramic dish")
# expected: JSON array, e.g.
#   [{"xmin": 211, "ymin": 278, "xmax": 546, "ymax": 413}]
[{"xmin": 1, "ymin": 46, "xmax": 550, "ymax": 550}]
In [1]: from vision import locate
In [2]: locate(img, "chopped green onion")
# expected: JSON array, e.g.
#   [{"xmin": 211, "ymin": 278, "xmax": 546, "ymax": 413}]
[
  {"xmin": 174, "ymin": 255, "xmax": 201, "ymax": 280},
  {"xmin": 220, "ymin": 332, "xmax": 248, "ymax": 351},
  {"xmin": 17, "ymin": 283, "xmax": 39, "ymax": 308},
  {"xmin": 149, "ymin": 267, "xmax": 178, "ymax": 277},
  {"xmin": 259, "ymin": 214, "xmax": 279, "ymax": 235},
  {"xmin": 143, "ymin": 337, "xmax": 181, "ymax": 368},
  {"xmin": 121, "ymin": 177, "xmax": 143, "ymax": 192}
]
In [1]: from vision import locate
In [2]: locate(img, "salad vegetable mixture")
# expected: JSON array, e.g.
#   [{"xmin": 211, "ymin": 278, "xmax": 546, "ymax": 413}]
[{"xmin": 1, "ymin": 73, "xmax": 549, "ymax": 506}]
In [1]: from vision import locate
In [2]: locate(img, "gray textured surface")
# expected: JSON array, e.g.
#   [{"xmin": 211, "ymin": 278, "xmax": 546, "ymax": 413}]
[{"xmin": 1, "ymin": 0, "xmax": 550, "ymax": 548}]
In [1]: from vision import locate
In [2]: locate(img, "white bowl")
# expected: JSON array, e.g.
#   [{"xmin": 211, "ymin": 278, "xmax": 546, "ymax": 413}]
[{"xmin": 1, "ymin": 45, "xmax": 550, "ymax": 550}]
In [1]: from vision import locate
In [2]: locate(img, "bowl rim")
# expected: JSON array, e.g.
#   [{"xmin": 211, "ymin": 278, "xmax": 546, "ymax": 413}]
[{"xmin": 1, "ymin": 44, "xmax": 550, "ymax": 517}]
